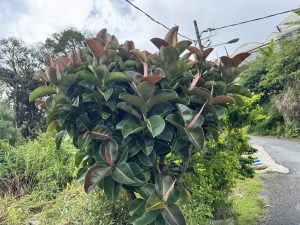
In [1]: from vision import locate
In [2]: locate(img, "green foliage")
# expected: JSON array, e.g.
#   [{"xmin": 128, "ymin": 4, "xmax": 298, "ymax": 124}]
[
  {"xmin": 240, "ymin": 34, "xmax": 300, "ymax": 138},
  {"xmin": 0, "ymin": 132, "xmax": 75, "ymax": 198},
  {"xmin": 241, "ymin": 34, "xmax": 300, "ymax": 100},
  {"xmin": 182, "ymin": 128, "xmax": 253, "ymax": 223},
  {"xmin": 0, "ymin": 102, "xmax": 22, "ymax": 145},
  {"xmin": 232, "ymin": 177, "xmax": 266, "ymax": 225},
  {"xmin": 30, "ymin": 26, "xmax": 251, "ymax": 224},
  {"xmin": 0, "ymin": 38, "xmax": 46, "ymax": 138},
  {"xmin": 45, "ymin": 28, "xmax": 85, "ymax": 58},
  {"xmin": 0, "ymin": 132, "xmax": 131, "ymax": 225}
]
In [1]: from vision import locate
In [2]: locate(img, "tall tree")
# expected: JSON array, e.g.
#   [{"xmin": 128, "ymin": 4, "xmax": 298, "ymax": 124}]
[
  {"xmin": 45, "ymin": 28, "xmax": 85, "ymax": 57},
  {"xmin": 0, "ymin": 37, "xmax": 45, "ymax": 137}
]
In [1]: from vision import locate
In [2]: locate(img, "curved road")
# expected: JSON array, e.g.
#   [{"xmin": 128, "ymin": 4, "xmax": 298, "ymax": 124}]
[{"xmin": 249, "ymin": 136, "xmax": 300, "ymax": 225}]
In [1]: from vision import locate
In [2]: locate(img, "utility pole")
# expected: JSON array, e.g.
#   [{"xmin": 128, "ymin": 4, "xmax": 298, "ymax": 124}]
[{"xmin": 193, "ymin": 20, "xmax": 203, "ymax": 52}]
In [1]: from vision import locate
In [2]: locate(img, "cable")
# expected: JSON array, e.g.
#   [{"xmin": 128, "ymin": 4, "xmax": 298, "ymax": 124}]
[
  {"xmin": 203, "ymin": 7, "xmax": 300, "ymax": 32},
  {"xmin": 124, "ymin": 0, "xmax": 196, "ymax": 42},
  {"xmin": 247, "ymin": 28, "xmax": 300, "ymax": 53}
]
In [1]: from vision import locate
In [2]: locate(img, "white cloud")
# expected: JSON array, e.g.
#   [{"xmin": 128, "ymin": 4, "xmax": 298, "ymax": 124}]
[{"xmin": 0, "ymin": 0, "xmax": 298, "ymax": 56}]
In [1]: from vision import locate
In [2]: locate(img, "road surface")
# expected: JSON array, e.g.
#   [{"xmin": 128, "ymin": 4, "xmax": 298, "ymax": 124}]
[{"xmin": 249, "ymin": 136, "xmax": 300, "ymax": 225}]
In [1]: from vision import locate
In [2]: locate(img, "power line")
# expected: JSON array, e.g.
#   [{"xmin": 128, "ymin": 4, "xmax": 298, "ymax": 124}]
[
  {"xmin": 124, "ymin": 0, "xmax": 196, "ymax": 42},
  {"xmin": 203, "ymin": 7, "xmax": 300, "ymax": 32},
  {"xmin": 247, "ymin": 28, "xmax": 300, "ymax": 53}
]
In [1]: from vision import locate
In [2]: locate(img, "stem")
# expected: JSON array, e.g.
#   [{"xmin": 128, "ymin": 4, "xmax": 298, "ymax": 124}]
[
  {"xmin": 159, "ymin": 156, "xmax": 166, "ymax": 172},
  {"xmin": 126, "ymin": 190, "xmax": 136, "ymax": 200}
]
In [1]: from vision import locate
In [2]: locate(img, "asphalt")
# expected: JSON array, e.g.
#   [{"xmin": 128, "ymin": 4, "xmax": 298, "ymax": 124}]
[{"xmin": 249, "ymin": 136, "xmax": 300, "ymax": 225}]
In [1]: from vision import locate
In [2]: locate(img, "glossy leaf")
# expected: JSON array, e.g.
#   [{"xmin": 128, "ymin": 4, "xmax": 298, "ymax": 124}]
[
  {"xmin": 120, "ymin": 94, "xmax": 147, "ymax": 112},
  {"xmin": 176, "ymin": 104, "xmax": 193, "ymax": 126},
  {"xmin": 176, "ymin": 40, "xmax": 192, "ymax": 55},
  {"xmin": 122, "ymin": 119, "xmax": 144, "ymax": 138},
  {"xmin": 155, "ymin": 174, "xmax": 175, "ymax": 201},
  {"xmin": 84, "ymin": 165, "xmax": 111, "ymax": 193},
  {"xmin": 136, "ymin": 81, "xmax": 156, "ymax": 100},
  {"xmin": 190, "ymin": 87, "xmax": 212, "ymax": 101},
  {"xmin": 29, "ymin": 86, "xmax": 56, "ymax": 102},
  {"xmin": 147, "ymin": 115, "xmax": 165, "ymax": 137},
  {"xmin": 55, "ymin": 130, "xmax": 65, "ymax": 150},
  {"xmin": 100, "ymin": 139, "xmax": 118, "ymax": 166},
  {"xmin": 227, "ymin": 85, "xmax": 252, "ymax": 98},
  {"xmin": 211, "ymin": 95, "xmax": 236, "ymax": 104},
  {"xmin": 161, "ymin": 204, "xmax": 186, "ymax": 225},
  {"xmin": 132, "ymin": 210, "xmax": 159, "ymax": 225},
  {"xmin": 186, "ymin": 126, "xmax": 205, "ymax": 152},
  {"xmin": 103, "ymin": 176, "xmax": 121, "ymax": 202},
  {"xmin": 165, "ymin": 114, "xmax": 185, "ymax": 131},
  {"xmin": 148, "ymin": 91, "xmax": 178, "ymax": 111},
  {"xmin": 112, "ymin": 162, "xmax": 136, "ymax": 184},
  {"xmin": 85, "ymin": 39, "xmax": 104, "ymax": 60},
  {"xmin": 129, "ymin": 198, "xmax": 146, "ymax": 217},
  {"xmin": 146, "ymin": 192, "xmax": 166, "ymax": 210},
  {"xmin": 116, "ymin": 102, "xmax": 141, "ymax": 120},
  {"xmin": 164, "ymin": 26, "xmax": 178, "ymax": 46},
  {"xmin": 150, "ymin": 38, "xmax": 169, "ymax": 49},
  {"xmin": 105, "ymin": 71, "xmax": 130, "ymax": 83},
  {"xmin": 90, "ymin": 125, "xmax": 112, "ymax": 140},
  {"xmin": 76, "ymin": 114, "xmax": 90, "ymax": 132}
]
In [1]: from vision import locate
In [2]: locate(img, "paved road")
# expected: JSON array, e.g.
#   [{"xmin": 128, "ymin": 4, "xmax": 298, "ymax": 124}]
[{"xmin": 249, "ymin": 136, "xmax": 300, "ymax": 225}]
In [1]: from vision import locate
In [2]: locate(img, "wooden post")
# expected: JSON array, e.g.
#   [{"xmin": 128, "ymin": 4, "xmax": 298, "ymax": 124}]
[{"xmin": 193, "ymin": 20, "xmax": 203, "ymax": 52}]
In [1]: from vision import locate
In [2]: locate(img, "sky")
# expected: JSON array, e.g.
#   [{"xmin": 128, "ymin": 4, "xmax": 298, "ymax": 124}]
[{"xmin": 0, "ymin": 0, "xmax": 299, "ymax": 57}]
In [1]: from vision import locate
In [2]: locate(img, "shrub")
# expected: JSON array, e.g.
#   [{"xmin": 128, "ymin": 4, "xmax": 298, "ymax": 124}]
[
  {"xmin": 30, "ymin": 27, "xmax": 251, "ymax": 224},
  {"xmin": 0, "ymin": 132, "xmax": 75, "ymax": 198},
  {"xmin": 0, "ymin": 102, "xmax": 22, "ymax": 146}
]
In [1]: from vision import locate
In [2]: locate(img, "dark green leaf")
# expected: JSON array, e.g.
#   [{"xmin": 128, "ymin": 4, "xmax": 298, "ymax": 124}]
[
  {"xmin": 161, "ymin": 204, "xmax": 186, "ymax": 225},
  {"xmin": 165, "ymin": 114, "xmax": 184, "ymax": 131},
  {"xmin": 55, "ymin": 130, "xmax": 65, "ymax": 150},
  {"xmin": 148, "ymin": 91, "xmax": 178, "ymax": 111},
  {"xmin": 116, "ymin": 102, "xmax": 141, "ymax": 120},
  {"xmin": 122, "ymin": 119, "xmax": 144, "ymax": 138},
  {"xmin": 136, "ymin": 183, "xmax": 156, "ymax": 199},
  {"xmin": 90, "ymin": 125, "xmax": 112, "ymax": 140},
  {"xmin": 136, "ymin": 81, "xmax": 156, "ymax": 100},
  {"xmin": 132, "ymin": 210, "xmax": 159, "ymax": 225},
  {"xmin": 112, "ymin": 162, "xmax": 136, "ymax": 184},
  {"xmin": 129, "ymin": 199, "xmax": 146, "ymax": 217},
  {"xmin": 147, "ymin": 115, "xmax": 165, "ymax": 137},
  {"xmin": 145, "ymin": 192, "xmax": 166, "ymax": 210},
  {"xmin": 84, "ymin": 165, "xmax": 111, "ymax": 193},
  {"xmin": 77, "ymin": 134, "xmax": 92, "ymax": 150},
  {"xmin": 104, "ymin": 88, "xmax": 113, "ymax": 101},
  {"xmin": 119, "ymin": 94, "xmax": 146, "ymax": 112},
  {"xmin": 176, "ymin": 104, "xmax": 193, "ymax": 126},
  {"xmin": 77, "ymin": 71, "xmax": 102, "ymax": 88},
  {"xmin": 155, "ymin": 174, "xmax": 175, "ymax": 201},
  {"xmin": 103, "ymin": 176, "xmax": 121, "ymax": 202},
  {"xmin": 186, "ymin": 126, "xmax": 205, "ymax": 152},
  {"xmin": 159, "ymin": 46, "xmax": 179, "ymax": 67},
  {"xmin": 76, "ymin": 114, "xmax": 90, "ymax": 132}
]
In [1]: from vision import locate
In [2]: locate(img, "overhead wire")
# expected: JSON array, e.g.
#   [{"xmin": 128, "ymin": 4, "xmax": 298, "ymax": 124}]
[
  {"xmin": 123, "ymin": 0, "xmax": 196, "ymax": 42},
  {"xmin": 247, "ymin": 28, "xmax": 300, "ymax": 53},
  {"xmin": 203, "ymin": 7, "xmax": 300, "ymax": 32},
  {"xmin": 123, "ymin": 0, "xmax": 299, "ymax": 51}
]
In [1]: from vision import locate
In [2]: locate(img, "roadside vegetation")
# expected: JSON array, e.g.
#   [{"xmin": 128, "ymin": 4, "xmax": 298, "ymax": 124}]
[
  {"xmin": 2, "ymin": 21, "xmax": 298, "ymax": 224},
  {"xmin": 240, "ymin": 33, "xmax": 300, "ymax": 138}
]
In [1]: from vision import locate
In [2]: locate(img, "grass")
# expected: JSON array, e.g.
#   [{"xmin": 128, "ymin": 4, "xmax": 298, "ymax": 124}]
[{"xmin": 232, "ymin": 176, "xmax": 267, "ymax": 225}]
